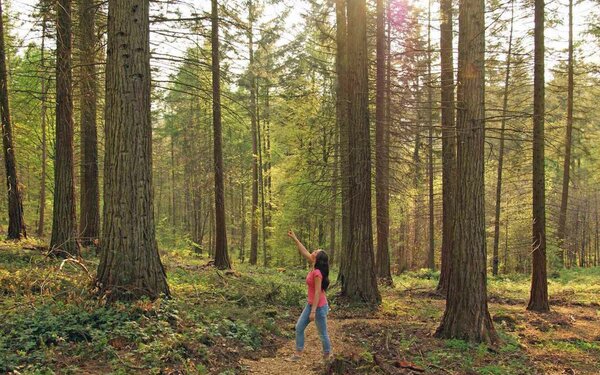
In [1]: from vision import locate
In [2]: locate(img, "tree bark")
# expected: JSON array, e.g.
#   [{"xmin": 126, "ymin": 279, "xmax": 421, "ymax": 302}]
[
  {"xmin": 248, "ymin": 1, "xmax": 259, "ymax": 266},
  {"xmin": 435, "ymin": 0, "xmax": 497, "ymax": 343},
  {"xmin": 37, "ymin": 5, "xmax": 49, "ymax": 238},
  {"xmin": 78, "ymin": 0, "xmax": 100, "ymax": 246},
  {"xmin": 375, "ymin": 0, "xmax": 391, "ymax": 283},
  {"xmin": 0, "ymin": 0, "xmax": 27, "ymax": 240},
  {"xmin": 97, "ymin": 0, "xmax": 169, "ymax": 301},
  {"xmin": 51, "ymin": 0, "xmax": 79, "ymax": 256},
  {"xmin": 492, "ymin": 0, "xmax": 514, "ymax": 276},
  {"xmin": 436, "ymin": 0, "xmax": 456, "ymax": 294},
  {"xmin": 257, "ymin": 82, "xmax": 267, "ymax": 267},
  {"xmin": 557, "ymin": 0, "xmax": 574, "ymax": 268},
  {"xmin": 528, "ymin": 0, "xmax": 550, "ymax": 312},
  {"xmin": 341, "ymin": 0, "xmax": 380, "ymax": 304},
  {"xmin": 212, "ymin": 0, "xmax": 230, "ymax": 269},
  {"xmin": 335, "ymin": 0, "xmax": 351, "ymax": 283},
  {"xmin": 426, "ymin": 0, "xmax": 435, "ymax": 271}
]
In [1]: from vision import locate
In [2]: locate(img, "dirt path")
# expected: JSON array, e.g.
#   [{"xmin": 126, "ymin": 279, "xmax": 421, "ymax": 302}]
[{"xmin": 241, "ymin": 318, "xmax": 354, "ymax": 374}]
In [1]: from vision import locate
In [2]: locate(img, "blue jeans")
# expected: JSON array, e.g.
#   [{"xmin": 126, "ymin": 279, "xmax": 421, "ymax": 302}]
[{"xmin": 295, "ymin": 303, "xmax": 331, "ymax": 354}]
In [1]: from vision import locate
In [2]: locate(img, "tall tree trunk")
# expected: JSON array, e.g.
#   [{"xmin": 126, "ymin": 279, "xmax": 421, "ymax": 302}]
[
  {"xmin": 528, "ymin": 0, "xmax": 550, "ymax": 312},
  {"xmin": 435, "ymin": 0, "xmax": 497, "ymax": 343},
  {"xmin": 396, "ymin": 210, "xmax": 408, "ymax": 274},
  {"xmin": 0, "ymin": 0, "xmax": 27, "ymax": 240},
  {"xmin": 170, "ymin": 133, "xmax": 176, "ymax": 236},
  {"xmin": 329, "ymin": 126, "xmax": 337, "ymax": 265},
  {"xmin": 341, "ymin": 0, "xmax": 380, "ymax": 304},
  {"xmin": 375, "ymin": 0, "xmax": 392, "ymax": 283},
  {"xmin": 503, "ymin": 211, "xmax": 509, "ymax": 273},
  {"xmin": 78, "ymin": 0, "xmax": 100, "ymax": 246},
  {"xmin": 436, "ymin": 0, "xmax": 456, "ymax": 294},
  {"xmin": 557, "ymin": 0, "xmax": 574, "ymax": 268},
  {"xmin": 248, "ymin": 1, "xmax": 259, "ymax": 265},
  {"xmin": 426, "ymin": 0, "xmax": 435, "ymax": 271},
  {"xmin": 411, "ymin": 96, "xmax": 421, "ymax": 270},
  {"xmin": 492, "ymin": 0, "xmax": 514, "ymax": 276},
  {"xmin": 212, "ymin": 0, "xmax": 230, "ymax": 269},
  {"xmin": 38, "ymin": 6, "xmax": 49, "ymax": 238},
  {"xmin": 240, "ymin": 182, "xmax": 246, "ymax": 262},
  {"xmin": 257, "ymin": 83, "xmax": 267, "ymax": 267},
  {"xmin": 97, "ymin": 0, "xmax": 169, "ymax": 301},
  {"xmin": 192, "ymin": 178, "xmax": 202, "ymax": 253},
  {"xmin": 384, "ymin": 3, "xmax": 392, "ymax": 270},
  {"xmin": 265, "ymin": 84, "xmax": 272, "ymax": 263},
  {"xmin": 51, "ymin": 0, "xmax": 79, "ymax": 256},
  {"xmin": 335, "ymin": 0, "xmax": 351, "ymax": 282}
]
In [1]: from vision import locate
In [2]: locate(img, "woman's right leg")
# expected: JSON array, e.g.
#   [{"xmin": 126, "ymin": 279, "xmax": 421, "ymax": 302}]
[{"xmin": 295, "ymin": 304, "xmax": 311, "ymax": 353}]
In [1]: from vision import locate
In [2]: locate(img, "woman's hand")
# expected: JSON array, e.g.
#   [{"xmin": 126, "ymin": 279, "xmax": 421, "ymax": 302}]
[
  {"xmin": 287, "ymin": 230, "xmax": 297, "ymax": 241},
  {"xmin": 309, "ymin": 310, "xmax": 316, "ymax": 322}
]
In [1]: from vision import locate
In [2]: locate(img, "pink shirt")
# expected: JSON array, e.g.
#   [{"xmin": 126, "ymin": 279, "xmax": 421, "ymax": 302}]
[{"xmin": 306, "ymin": 269, "xmax": 327, "ymax": 307}]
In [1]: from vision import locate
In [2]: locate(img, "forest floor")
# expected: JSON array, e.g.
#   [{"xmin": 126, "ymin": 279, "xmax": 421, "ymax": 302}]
[{"xmin": 1, "ymin": 238, "xmax": 599, "ymax": 374}]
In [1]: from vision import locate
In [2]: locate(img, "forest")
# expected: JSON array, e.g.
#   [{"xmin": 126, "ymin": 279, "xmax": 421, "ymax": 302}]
[{"xmin": 0, "ymin": 0, "xmax": 599, "ymax": 373}]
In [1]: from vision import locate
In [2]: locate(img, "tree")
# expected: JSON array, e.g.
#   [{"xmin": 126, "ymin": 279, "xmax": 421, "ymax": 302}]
[
  {"xmin": 212, "ymin": 0, "xmax": 230, "ymax": 269},
  {"xmin": 435, "ymin": 0, "xmax": 497, "ymax": 343},
  {"xmin": 436, "ymin": 0, "xmax": 455, "ymax": 293},
  {"xmin": 37, "ymin": 0, "xmax": 50, "ymax": 238},
  {"xmin": 335, "ymin": 0, "xmax": 351, "ymax": 282},
  {"xmin": 97, "ymin": 0, "xmax": 169, "ymax": 301},
  {"xmin": 248, "ymin": 0, "xmax": 259, "ymax": 266},
  {"xmin": 492, "ymin": 0, "xmax": 514, "ymax": 276},
  {"xmin": 78, "ymin": 0, "xmax": 100, "ymax": 246},
  {"xmin": 426, "ymin": 0, "xmax": 434, "ymax": 271},
  {"xmin": 341, "ymin": 0, "xmax": 380, "ymax": 304},
  {"xmin": 51, "ymin": 0, "xmax": 79, "ymax": 256},
  {"xmin": 0, "ymin": 0, "xmax": 26, "ymax": 240},
  {"xmin": 375, "ymin": 0, "xmax": 391, "ymax": 282},
  {"xmin": 557, "ymin": 0, "xmax": 574, "ymax": 267},
  {"xmin": 528, "ymin": 0, "xmax": 550, "ymax": 312}
]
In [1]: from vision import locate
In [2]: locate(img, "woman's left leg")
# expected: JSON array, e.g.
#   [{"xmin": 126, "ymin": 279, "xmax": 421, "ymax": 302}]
[{"xmin": 314, "ymin": 304, "xmax": 331, "ymax": 355}]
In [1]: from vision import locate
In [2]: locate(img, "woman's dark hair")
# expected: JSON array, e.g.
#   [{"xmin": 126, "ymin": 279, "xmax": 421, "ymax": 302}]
[{"xmin": 314, "ymin": 250, "xmax": 330, "ymax": 291}]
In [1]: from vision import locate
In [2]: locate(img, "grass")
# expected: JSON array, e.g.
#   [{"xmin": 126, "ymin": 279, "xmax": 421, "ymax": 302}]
[
  {"xmin": 1, "ymin": 239, "xmax": 599, "ymax": 374},
  {"xmin": 0, "ymin": 240, "xmax": 307, "ymax": 374}
]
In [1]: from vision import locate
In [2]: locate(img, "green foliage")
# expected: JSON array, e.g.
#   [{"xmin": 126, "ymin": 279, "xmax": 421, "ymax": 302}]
[{"xmin": 0, "ymin": 245, "xmax": 309, "ymax": 373}]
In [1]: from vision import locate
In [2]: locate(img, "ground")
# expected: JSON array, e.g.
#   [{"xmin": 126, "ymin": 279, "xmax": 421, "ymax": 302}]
[{"xmin": 1, "ymin": 239, "xmax": 599, "ymax": 374}]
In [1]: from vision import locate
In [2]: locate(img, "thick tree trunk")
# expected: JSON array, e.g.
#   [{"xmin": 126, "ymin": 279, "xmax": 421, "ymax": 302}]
[
  {"xmin": 211, "ymin": 0, "xmax": 230, "ymax": 269},
  {"xmin": 528, "ymin": 0, "xmax": 550, "ymax": 312},
  {"xmin": 435, "ymin": 0, "xmax": 497, "ymax": 343},
  {"xmin": 492, "ymin": 0, "xmax": 514, "ymax": 276},
  {"xmin": 436, "ymin": 0, "xmax": 455, "ymax": 294},
  {"xmin": 97, "ymin": 0, "xmax": 169, "ymax": 301},
  {"xmin": 51, "ymin": 0, "xmax": 79, "ymax": 256},
  {"xmin": 341, "ymin": 0, "xmax": 380, "ymax": 304},
  {"xmin": 557, "ymin": 0, "xmax": 574, "ymax": 268},
  {"xmin": 375, "ymin": 0, "xmax": 391, "ymax": 283},
  {"xmin": 335, "ymin": 0, "xmax": 351, "ymax": 283},
  {"xmin": 0, "ymin": 0, "xmax": 27, "ymax": 240},
  {"xmin": 78, "ymin": 0, "xmax": 100, "ymax": 246}
]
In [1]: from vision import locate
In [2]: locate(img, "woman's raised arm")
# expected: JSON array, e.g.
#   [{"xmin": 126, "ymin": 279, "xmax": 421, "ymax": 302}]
[{"xmin": 288, "ymin": 230, "xmax": 312, "ymax": 262}]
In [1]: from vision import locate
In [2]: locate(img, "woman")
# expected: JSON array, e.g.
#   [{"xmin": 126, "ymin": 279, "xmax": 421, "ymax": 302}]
[{"xmin": 287, "ymin": 230, "xmax": 332, "ymax": 361}]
